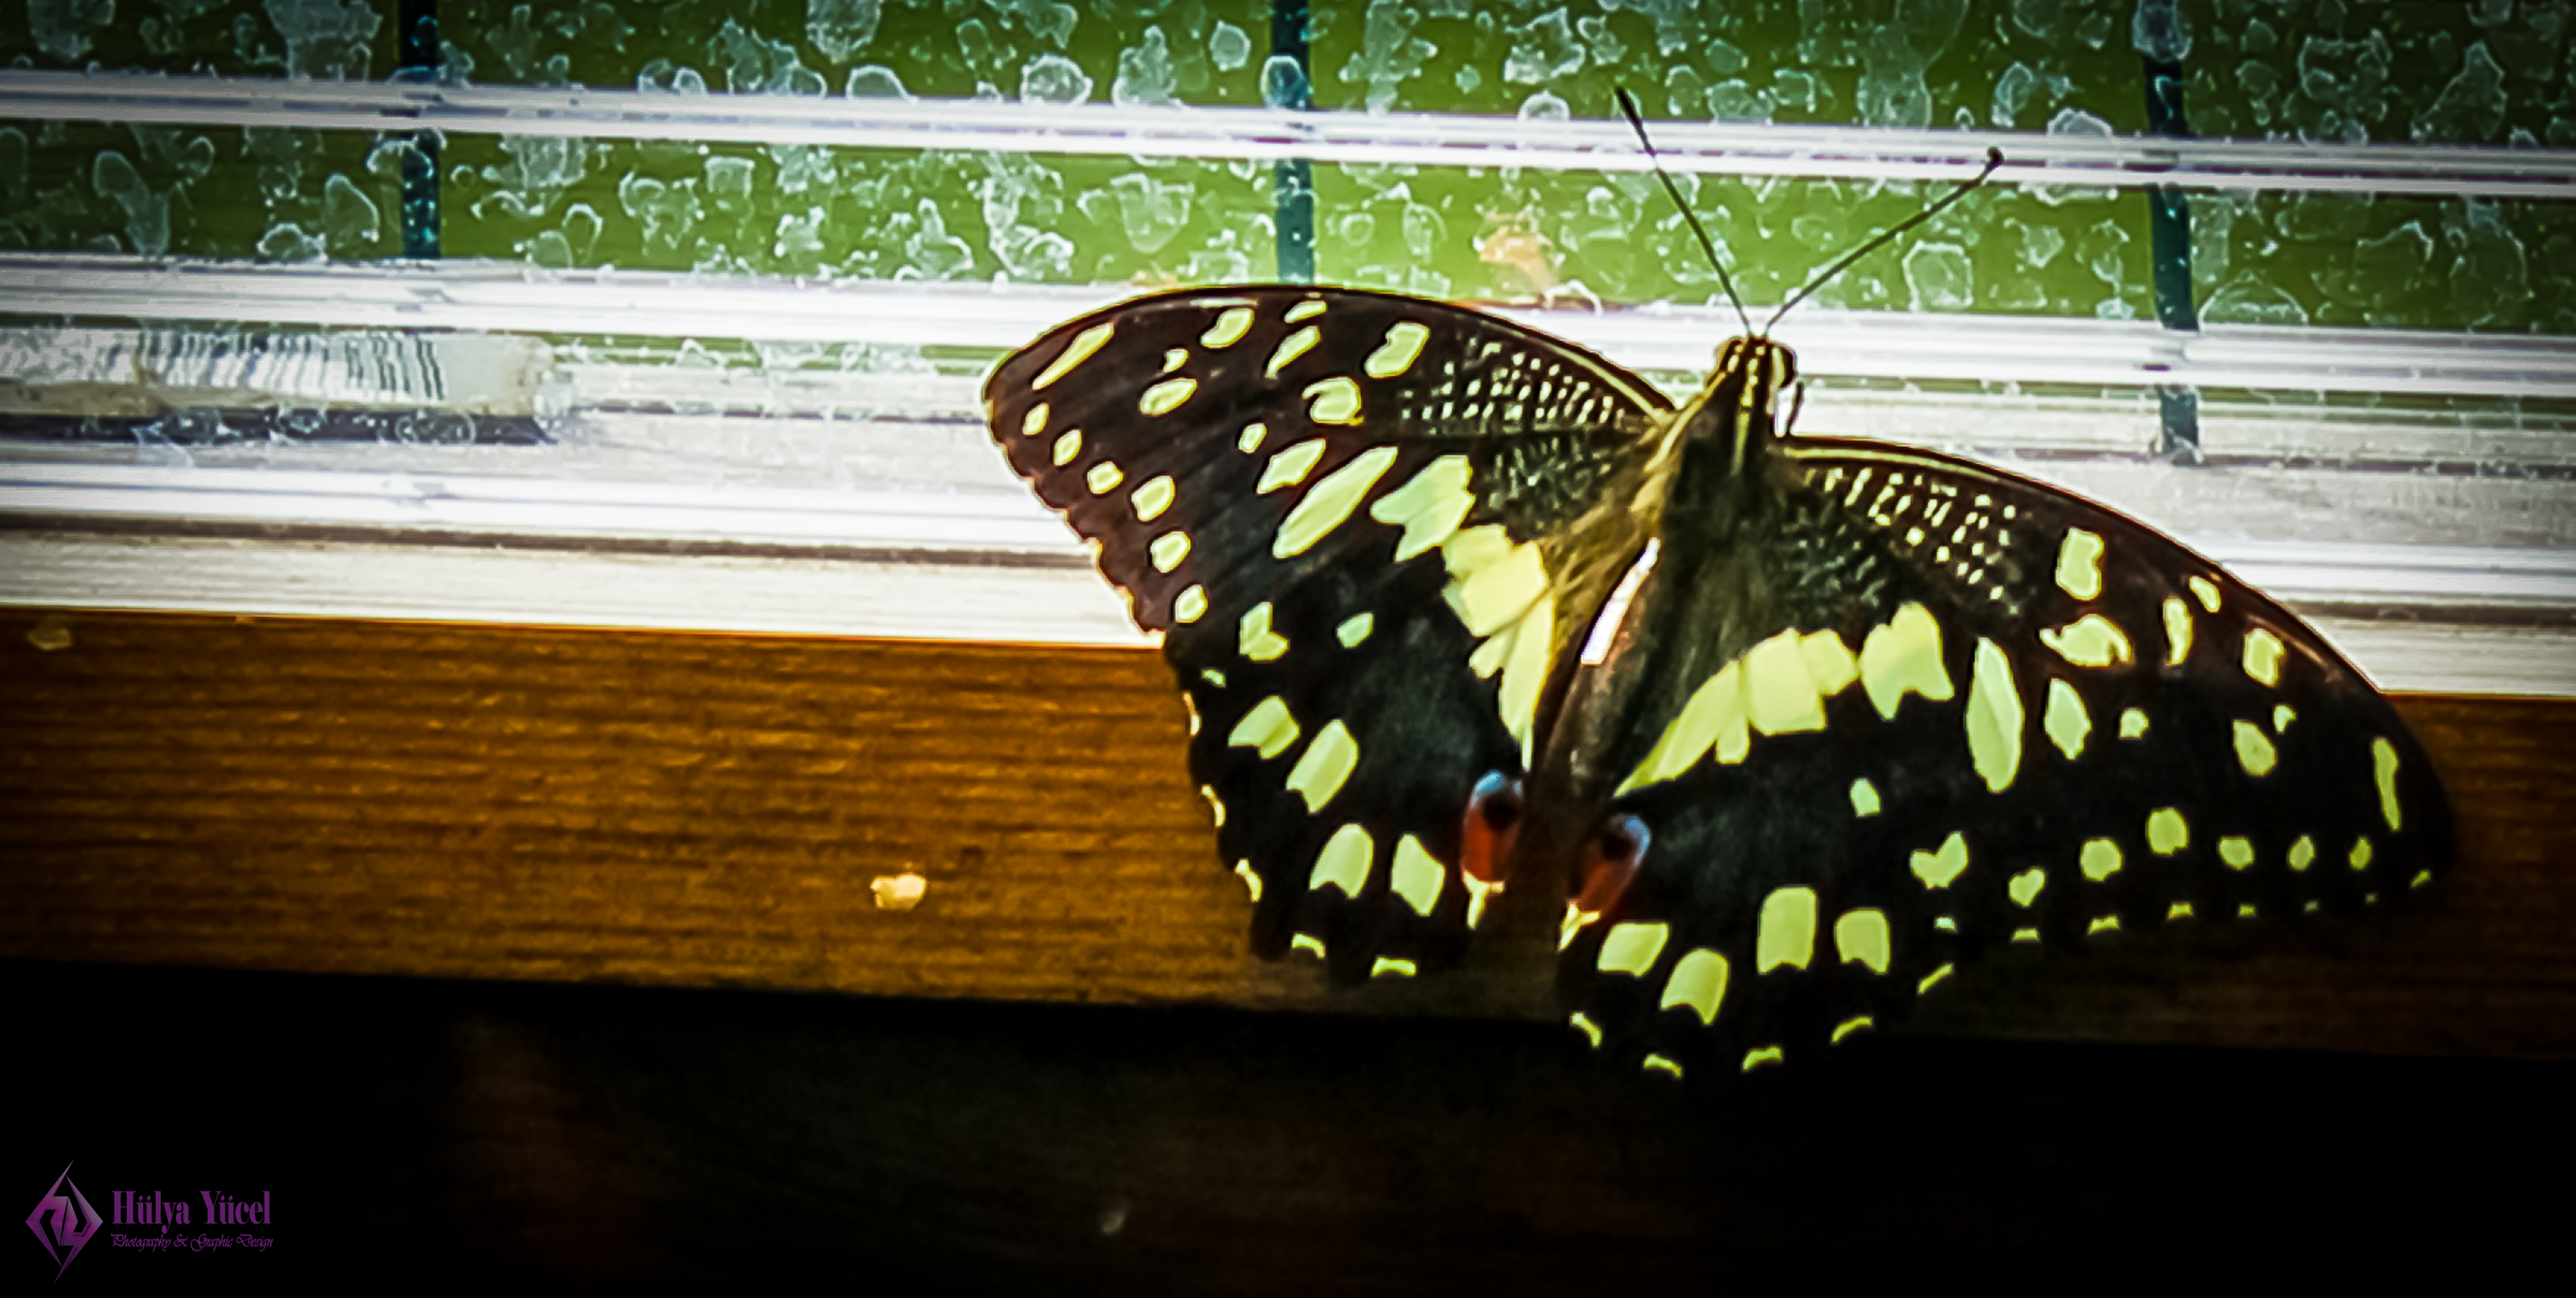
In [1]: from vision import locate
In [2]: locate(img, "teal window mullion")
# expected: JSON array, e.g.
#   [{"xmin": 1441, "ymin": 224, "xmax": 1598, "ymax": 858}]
[
  {"xmin": 397, "ymin": 0, "xmax": 442, "ymax": 261},
  {"xmin": 2144, "ymin": 43, "xmax": 2200, "ymax": 461}
]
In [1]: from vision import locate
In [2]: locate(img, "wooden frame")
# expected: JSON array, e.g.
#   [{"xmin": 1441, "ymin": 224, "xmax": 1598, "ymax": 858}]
[{"xmin": 5, "ymin": 608, "xmax": 2569, "ymax": 1060}]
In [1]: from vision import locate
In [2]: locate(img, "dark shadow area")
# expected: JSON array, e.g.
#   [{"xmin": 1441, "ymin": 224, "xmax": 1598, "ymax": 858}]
[{"xmin": 2, "ymin": 958, "xmax": 2556, "ymax": 1293}]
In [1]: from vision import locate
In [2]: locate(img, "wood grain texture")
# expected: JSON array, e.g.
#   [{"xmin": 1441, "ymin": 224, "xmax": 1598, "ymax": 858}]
[{"xmin": 2, "ymin": 609, "xmax": 2571, "ymax": 1057}]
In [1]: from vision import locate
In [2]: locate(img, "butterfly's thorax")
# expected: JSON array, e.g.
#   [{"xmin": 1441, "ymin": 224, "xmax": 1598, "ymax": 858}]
[
  {"xmin": 1671, "ymin": 337, "xmax": 1797, "ymax": 478},
  {"xmin": 1544, "ymin": 338, "xmax": 1903, "ymax": 818}
]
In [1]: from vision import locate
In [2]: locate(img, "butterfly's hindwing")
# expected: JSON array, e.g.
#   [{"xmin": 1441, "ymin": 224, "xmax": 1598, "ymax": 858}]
[
  {"xmin": 1555, "ymin": 435, "xmax": 2452, "ymax": 1081},
  {"xmin": 984, "ymin": 287, "xmax": 1678, "ymax": 981}
]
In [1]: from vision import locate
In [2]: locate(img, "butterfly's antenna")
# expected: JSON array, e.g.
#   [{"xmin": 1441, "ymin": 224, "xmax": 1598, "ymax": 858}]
[
  {"xmin": 1764, "ymin": 148, "xmax": 2006, "ymax": 334},
  {"xmin": 1615, "ymin": 89, "xmax": 1753, "ymax": 337}
]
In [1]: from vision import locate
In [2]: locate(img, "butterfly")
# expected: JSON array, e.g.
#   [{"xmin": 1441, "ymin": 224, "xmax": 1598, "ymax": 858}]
[{"xmin": 979, "ymin": 281, "xmax": 2453, "ymax": 1085}]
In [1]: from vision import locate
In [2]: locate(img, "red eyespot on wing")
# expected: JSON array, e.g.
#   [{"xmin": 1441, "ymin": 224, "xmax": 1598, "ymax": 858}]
[
  {"xmin": 1572, "ymin": 815, "xmax": 1651, "ymax": 918},
  {"xmin": 1461, "ymin": 770, "xmax": 1524, "ymax": 888}
]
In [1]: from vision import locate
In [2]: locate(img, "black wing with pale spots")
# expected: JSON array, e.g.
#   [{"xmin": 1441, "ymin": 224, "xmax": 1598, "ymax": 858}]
[
  {"xmin": 984, "ymin": 287, "xmax": 1675, "ymax": 983},
  {"xmin": 1552, "ymin": 438, "xmax": 2451, "ymax": 1085}
]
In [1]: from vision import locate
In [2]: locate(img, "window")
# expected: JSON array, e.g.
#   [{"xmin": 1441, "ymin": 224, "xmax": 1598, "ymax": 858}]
[{"xmin": 2, "ymin": 4, "xmax": 2568, "ymax": 694}]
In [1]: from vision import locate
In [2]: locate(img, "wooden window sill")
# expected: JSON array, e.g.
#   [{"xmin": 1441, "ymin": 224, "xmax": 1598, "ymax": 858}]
[{"xmin": 3, "ymin": 608, "xmax": 2570, "ymax": 1060}]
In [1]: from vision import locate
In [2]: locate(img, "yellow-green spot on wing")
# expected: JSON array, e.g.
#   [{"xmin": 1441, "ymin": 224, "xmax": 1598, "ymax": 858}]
[
  {"xmin": 1618, "ymin": 662, "xmax": 1745, "ymax": 796},
  {"xmin": 1849, "ymin": 777, "xmax": 1881, "ymax": 818},
  {"xmin": 2219, "ymin": 836, "xmax": 2256, "ymax": 869},
  {"xmin": 1918, "ymin": 963, "xmax": 1954, "ymax": 995},
  {"xmin": 1283, "ymin": 720, "xmax": 1361, "ymax": 814},
  {"xmin": 1085, "ymin": 461, "xmax": 1123, "ymax": 494},
  {"xmin": 1285, "ymin": 298, "xmax": 1326, "ymax": 323},
  {"xmin": 1173, "ymin": 586, "xmax": 1207, "ymax": 624},
  {"xmin": 2288, "ymin": 834, "xmax": 2316, "ymax": 871},
  {"xmin": 1304, "ymin": 376, "xmax": 1363, "ymax": 425},
  {"xmin": 2039, "ymin": 614, "xmax": 2134, "ymax": 669},
  {"xmin": 1227, "ymin": 696, "xmax": 1300, "ymax": 760},
  {"xmin": 2232, "ymin": 720, "xmax": 2277, "ymax": 777},
  {"xmin": 1257, "ymin": 439, "xmax": 1328, "ymax": 494},
  {"xmin": 1367, "ymin": 455, "xmax": 1474, "ymax": 560},
  {"xmin": 1965, "ymin": 638, "xmax": 2025, "ymax": 794},
  {"xmin": 1389, "ymin": 834, "xmax": 1444, "ymax": 917},
  {"xmin": 1160, "ymin": 348, "xmax": 1187, "ymax": 373},
  {"xmin": 1569, "ymin": 1012, "xmax": 1603, "ymax": 1049},
  {"xmin": 2147, "ymin": 807, "xmax": 2190, "ymax": 855},
  {"xmin": 1910, "ymin": 830, "xmax": 1970, "ymax": 890},
  {"xmin": 1238, "ymin": 602, "xmax": 1289, "ymax": 662},
  {"xmin": 1148, "ymin": 530, "xmax": 1191, "ymax": 572},
  {"xmin": 1309, "ymin": 823, "xmax": 1374, "ymax": 897},
  {"xmin": 1641, "ymin": 1055, "xmax": 1684, "ymax": 1080},
  {"xmin": 1439, "ymin": 525, "xmax": 1515, "ymax": 581},
  {"xmin": 1742, "ymin": 1046, "xmax": 1785, "ymax": 1073},
  {"xmin": 1744, "ymin": 629, "xmax": 1827, "ymax": 735},
  {"xmin": 1131, "ymin": 475, "xmax": 1176, "ymax": 522},
  {"xmin": 1201, "ymin": 306, "xmax": 1254, "ymax": 348},
  {"xmin": 1371, "ymin": 957, "xmax": 1417, "ymax": 979},
  {"xmin": 1051, "ymin": 430, "xmax": 1082, "ymax": 466},
  {"xmin": 2088, "ymin": 915, "xmax": 2121, "ymax": 934},
  {"xmin": 1274, "ymin": 445, "xmax": 1400, "ymax": 559},
  {"xmin": 1265, "ymin": 325, "xmax": 1318, "ymax": 379},
  {"xmin": 1860, "ymin": 603, "xmax": 1953, "ymax": 719},
  {"xmin": 1597, "ymin": 922, "xmax": 1670, "ymax": 976},
  {"xmin": 2119, "ymin": 708, "xmax": 2149, "ymax": 738},
  {"xmin": 2243, "ymin": 627, "xmax": 2286, "ymax": 687},
  {"xmin": 2044, "ymin": 677, "xmax": 2090, "ymax": 761},
  {"xmin": 1834, "ymin": 909, "xmax": 1891, "ymax": 974},
  {"xmin": 1031, "ymin": 321, "xmax": 1114, "ymax": 389},
  {"xmin": 2163, "ymin": 596, "xmax": 2193, "ymax": 666},
  {"xmin": 2275, "ymin": 704, "xmax": 2296, "ymax": 732},
  {"xmin": 1466, "ymin": 618, "xmax": 1515, "ymax": 680},
  {"xmin": 1237, "ymin": 422, "xmax": 1268, "ymax": 454},
  {"xmin": 1139, "ymin": 376, "xmax": 1197, "ymax": 417},
  {"xmin": 2372, "ymin": 737, "xmax": 2403, "ymax": 830},
  {"xmin": 2349, "ymin": 836, "xmax": 2373, "ymax": 869},
  {"xmin": 1335, "ymin": 613, "xmax": 1374, "ymax": 647},
  {"xmin": 2080, "ymin": 838, "xmax": 2122, "ymax": 880},
  {"xmin": 2190, "ymin": 574, "xmax": 2221, "ymax": 612},
  {"xmin": 2055, "ymin": 528, "xmax": 2105, "ymax": 599},
  {"xmin": 1831, "ymin": 1016, "xmax": 1875, "ymax": 1045},
  {"xmin": 1232, "ymin": 860, "xmax": 1261, "ymax": 903},
  {"xmin": 1755, "ymin": 887, "xmax": 1818, "ymax": 972},
  {"xmin": 1801, "ymin": 629, "xmax": 1859, "ymax": 694},
  {"xmin": 1291, "ymin": 933, "xmax": 1326, "ymax": 959},
  {"xmin": 2008, "ymin": 866, "xmax": 2047, "ymax": 907},
  {"xmin": 1493, "ymin": 590, "xmax": 1557, "ymax": 767},
  {"xmin": 1364, "ymin": 320, "xmax": 1431, "ymax": 378},
  {"xmin": 1445, "ymin": 535, "xmax": 1549, "ymax": 637},
  {"xmin": 1021, "ymin": 404, "xmax": 1048, "ymax": 436},
  {"xmin": 1660, "ymin": 949, "xmax": 1730, "ymax": 1024}
]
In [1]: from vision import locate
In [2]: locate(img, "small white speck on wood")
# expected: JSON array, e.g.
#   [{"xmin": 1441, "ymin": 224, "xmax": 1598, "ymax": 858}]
[{"xmin": 871, "ymin": 871, "xmax": 928, "ymax": 911}]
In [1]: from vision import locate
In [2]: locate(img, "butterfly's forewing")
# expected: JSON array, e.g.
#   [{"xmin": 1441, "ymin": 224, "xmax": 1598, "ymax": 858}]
[
  {"xmin": 984, "ymin": 287, "xmax": 1676, "ymax": 981},
  {"xmin": 1555, "ymin": 433, "xmax": 2452, "ymax": 1081}
]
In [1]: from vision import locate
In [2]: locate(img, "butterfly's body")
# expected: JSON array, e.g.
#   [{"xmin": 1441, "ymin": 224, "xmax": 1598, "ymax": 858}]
[{"xmin": 984, "ymin": 285, "xmax": 2450, "ymax": 1084}]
